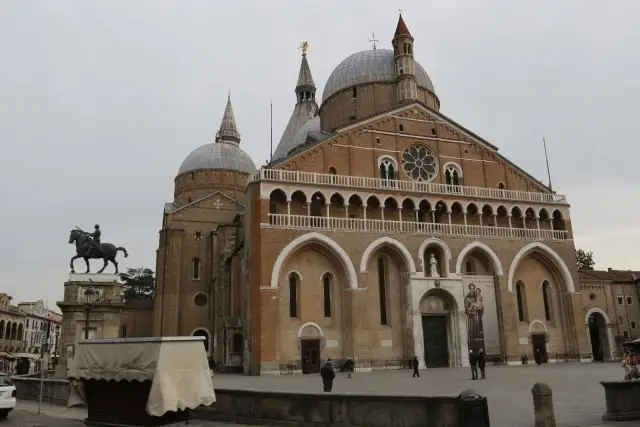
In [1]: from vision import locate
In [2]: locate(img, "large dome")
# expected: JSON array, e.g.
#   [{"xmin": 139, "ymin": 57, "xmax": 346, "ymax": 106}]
[
  {"xmin": 177, "ymin": 142, "xmax": 256, "ymax": 175},
  {"xmin": 322, "ymin": 49, "xmax": 435, "ymax": 102}
]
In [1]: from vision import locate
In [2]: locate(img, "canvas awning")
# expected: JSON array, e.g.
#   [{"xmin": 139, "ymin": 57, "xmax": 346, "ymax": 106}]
[{"xmin": 68, "ymin": 336, "xmax": 215, "ymax": 417}]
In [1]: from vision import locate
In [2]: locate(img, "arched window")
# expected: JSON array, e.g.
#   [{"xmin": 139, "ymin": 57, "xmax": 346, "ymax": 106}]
[
  {"xmin": 542, "ymin": 281, "xmax": 552, "ymax": 321},
  {"xmin": 444, "ymin": 163, "xmax": 462, "ymax": 186},
  {"xmin": 465, "ymin": 260, "xmax": 475, "ymax": 274},
  {"xmin": 378, "ymin": 257, "xmax": 388, "ymax": 325},
  {"xmin": 323, "ymin": 273, "xmax": 332, "ymax": 318},
  {"xmin": 192, "ymin": 258, "xmax": 201, "ymax": 280},
  {"xmin": 379, "ymin": 157, "xmax": 397, "ymax": 185},
  {"xmin": 289, "ymin": 273, "xmax": 299, "ymax": 318},
  {"xmin": 4, "ymin": 322, "xmax": 10, "ymax": 340},
  {"xmin": 328, "ymin": 167, "xmax": 336, "ymax": 175},
  {"xmin": 516, "ymin": 281, "xmax": 526, "ymax": 322}
]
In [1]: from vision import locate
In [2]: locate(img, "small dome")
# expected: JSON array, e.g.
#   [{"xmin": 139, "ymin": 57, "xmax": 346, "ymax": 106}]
[
  {"xmin": 178, "ymin": 142, "xmax": 256, "ymax": 176},
  {"xmin": 322, "ymin": 49, "xmax": 435, "ymax": 102}
]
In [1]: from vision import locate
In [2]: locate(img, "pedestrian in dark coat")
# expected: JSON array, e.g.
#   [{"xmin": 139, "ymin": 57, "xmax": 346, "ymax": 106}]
[
  {"xmin": 411, "ymin": 356, "xmax": 420, "ymax": 378},
  {"xmin": 478, "ymin": 349, "xmax": 486, "ymax": 379},
  {"xmin": 344, "ymin": 357, "xmax": 354, "ymax": 379},
  {"xmin": 469, "ymin": 349, "xmax": 479, "ymax": 380},
  {"xmin": 320, "ymin": 359, "xmax": 336, "ymax": 392},
  {"xmin": 534, "ymin": 348, "xmax": 543, "ymax": 366}
]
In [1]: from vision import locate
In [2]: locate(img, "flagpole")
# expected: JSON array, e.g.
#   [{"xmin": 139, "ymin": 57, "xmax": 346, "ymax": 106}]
[
  {"xmin": 543, "ymin": 137, "xmax": 552, "ymax": 190},
  {"xmin": 269, "ymin": 100, "xmax": 273, "ymax": 164}
]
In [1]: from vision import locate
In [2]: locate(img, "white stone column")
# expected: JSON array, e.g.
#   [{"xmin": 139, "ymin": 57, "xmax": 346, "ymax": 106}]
[
  {"xmin": 344, "ymin": 204, "xmax": 349, "ymax": 218},
  {"xmin": 414, "ymin": 208, "xmax": 419, "ymax": 222},
  {"xmin": 447, "ymin": 211, "xmax": 452, "ymax": 225},
  {"xmin": 412, "ymin": 312, "xmax": 425, "ymax": 368},
  {"xmin": 380, "ymin": 206, "xmax": 385, "ymax": 221},
  {"xmin": 398, "ymin": 207, "xmax": 403, "ymax": 223},
  {"xmin": 478, "ymin": 213, "xmax": 483, "ymax": 226},
  {"xmin": 306, "ymin": 202, "xmax": 311, "ymax": 216},
  {"xmin": 326, "ymin": 202, "xmax": 330, "ymax": 217},
  {"xmin": 286, "ymin": 200, "xmax": 291, "ymax": 216},
  {"xmin": 463, "ymin": 210, "xmax": 468, "ymax": 226}
]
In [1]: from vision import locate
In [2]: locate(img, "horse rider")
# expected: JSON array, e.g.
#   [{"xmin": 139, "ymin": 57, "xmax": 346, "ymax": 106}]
[{"xmin": 83, "ymin": 224, "xmax": 102, "ymax": 257}]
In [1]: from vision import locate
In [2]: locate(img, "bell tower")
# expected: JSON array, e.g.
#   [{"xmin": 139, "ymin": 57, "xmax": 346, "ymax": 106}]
[{"xmin": 392, "ymin": 14, "xmax": 418, "ymax": 102}]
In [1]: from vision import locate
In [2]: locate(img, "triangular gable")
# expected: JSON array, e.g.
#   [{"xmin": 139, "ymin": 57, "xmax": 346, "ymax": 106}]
[
  {"xmin": 277, "ymin": 101, "xmax": 551, "ymax": 193},
  {"xmin": 169, "ymin": 191, "xmax": 245, "ymax": 215}
]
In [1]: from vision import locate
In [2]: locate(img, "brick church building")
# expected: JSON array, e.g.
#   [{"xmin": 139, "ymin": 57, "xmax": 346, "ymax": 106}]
[{"xmin": 150, "ymin": 14, "xmax": 617, "ymax": 375}]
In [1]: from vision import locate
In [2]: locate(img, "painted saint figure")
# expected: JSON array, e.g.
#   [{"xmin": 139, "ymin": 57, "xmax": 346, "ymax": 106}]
[{"xmin": 464, "ymin": 283, "xmax": 485, "ymax": 347}]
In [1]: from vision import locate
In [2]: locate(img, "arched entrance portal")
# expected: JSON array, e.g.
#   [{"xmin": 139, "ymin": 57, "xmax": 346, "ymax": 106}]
[
  {"xmin": 298, "ymin": 322, "xmax": 323, "ymax": 374},
  {"xmin": 419, "ymin": 290, "xmax": 459, "ymax": 368},
  {"xmin": 588, "ymin": 312, "xmax": 609, "ymax": 362}
]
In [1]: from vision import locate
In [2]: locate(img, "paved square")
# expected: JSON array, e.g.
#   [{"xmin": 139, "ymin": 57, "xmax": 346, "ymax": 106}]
[{"xmin": 213, "ymin": 363, "xmax": 637, "ymax": 427}]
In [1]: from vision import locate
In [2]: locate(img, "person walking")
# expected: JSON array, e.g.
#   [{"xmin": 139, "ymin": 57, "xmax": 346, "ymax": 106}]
[
  {"xmin": 534, "ymin": 348, "xmax": 543, "ymax": 366},
  {"xmin": 469, "ymin": 349, "xmax": 479, "ymax": 380},
  {"xmin": 411, "ymin": 356, "xmax": 420, "ymax": 378},
  {"xmin": 320, "ymin": 359, "xmax": 336, "ymax": 392},
  {"xmin": 344, "ymin": 357, "xmax": 354, "ymax": 379},
  {"xmin": 478, "ymin": 348, "xmax": 486, "ymax": 379}
]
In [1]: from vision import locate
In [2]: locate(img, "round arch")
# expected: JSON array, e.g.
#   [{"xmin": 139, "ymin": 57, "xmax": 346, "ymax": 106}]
[
  {"xmin": 455, "ymin": 241, "xmax": 504, "ymax": 277},
  {"xmin": 507, "ymin": 242, "xmax": 575, "ymax": 293},
  {"xmin": 418, "ymin": 238, "xmax": 452, "ymax": 273},
  {"xmin": 270, "ymin": 232, "xmax": 358, "ymax": 289},
  {"xmin": 585, "ymin": 307, "xmax": 611, "ymax": 325},
  {"xmin": 297, "ymin": 322, "xmax": 324, "ymax": 338},
  {"xmin": 528, "ymin": 319, "xmax": 547, "ymax": 334},
  {"xmin": 360, "ymin": 237, "xmax": 416, "ymax": 274}
]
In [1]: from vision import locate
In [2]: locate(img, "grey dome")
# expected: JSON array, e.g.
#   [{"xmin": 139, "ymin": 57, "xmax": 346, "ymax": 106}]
[
  {"xmin": 322, "ymin": 49, "xmax": 435, "ymax": 102},
  {"xmin": 178, "ymin": 142, "xmax": 256, "ymax": 175}
]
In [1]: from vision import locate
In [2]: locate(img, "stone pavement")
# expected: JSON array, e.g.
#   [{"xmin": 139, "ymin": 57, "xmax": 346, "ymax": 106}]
[{"xmin": 212, "ymin": 363, "xmax": 638, "ymax": 427}]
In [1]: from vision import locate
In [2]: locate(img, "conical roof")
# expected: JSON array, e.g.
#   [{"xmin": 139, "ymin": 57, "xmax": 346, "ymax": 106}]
[
  {"xmin": 215, "ymin": 92, "xmax": 241, "ymax": 144},
  {"xmin": 394, "ymin": 14, "xmax": 413, "ymax": 39},
  {"xmin": 297, "ymin": 54, "xmax": 315, "ymax": 88}
]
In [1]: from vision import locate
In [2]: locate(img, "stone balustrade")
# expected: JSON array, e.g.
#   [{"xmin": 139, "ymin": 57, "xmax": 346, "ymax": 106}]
[
  {"xmin": 265, "ymin": 213, "xmax": 569, "ymax": 242},
  {"xmin": 253, "ymin": 168, "xmax": 567, "ymax": 205}
]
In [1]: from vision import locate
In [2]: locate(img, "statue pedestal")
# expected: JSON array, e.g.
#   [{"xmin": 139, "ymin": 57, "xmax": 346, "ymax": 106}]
[{"xmin": 55, "ymin": 273, "xmax": 124, "ymax": 378}]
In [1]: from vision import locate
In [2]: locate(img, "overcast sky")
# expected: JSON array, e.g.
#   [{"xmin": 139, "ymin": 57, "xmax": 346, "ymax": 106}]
[{"xmin": 1, "ymin": 1, "xmax": 638, "ymax": 308}]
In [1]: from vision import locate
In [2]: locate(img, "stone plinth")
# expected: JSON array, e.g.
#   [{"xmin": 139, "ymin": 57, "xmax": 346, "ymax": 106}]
[
  {"xmin": 601, "ymin": 380, "xmax": 640, "ymax": 421},
  {"xmin": 54, "ymin": 273, "xmax": 124, "ymax": 378},
  {"xmin": 532, "ymin": 382, "xmax": 556, "ymax": 427}
]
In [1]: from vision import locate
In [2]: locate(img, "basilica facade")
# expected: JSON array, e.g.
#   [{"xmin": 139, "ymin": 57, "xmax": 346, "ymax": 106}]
[{"xmin": 153, "ymin": 14, "xmax": 596, "ymax": 375}]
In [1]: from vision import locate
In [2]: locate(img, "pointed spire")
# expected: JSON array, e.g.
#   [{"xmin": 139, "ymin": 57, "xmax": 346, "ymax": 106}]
[
  {"xmin": 215, "ymin": 91, "xmax": 241, "ymax": 144},
  {"xmin": 394, "ymin": 13, "xmax": 413, "ymax": 40},
  {"xmin": 296, "ymin": 54, "xmax": 315, "ymax": 88},
  {"xmin": 294, "ymin": 43, "xmax": 317, "ymax": 104}
]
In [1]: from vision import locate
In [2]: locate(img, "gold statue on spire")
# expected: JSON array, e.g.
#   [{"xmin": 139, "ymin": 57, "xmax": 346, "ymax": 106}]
[{"xmin": 300, "ymin": 41, "xmax": 309, "ymax": 56}]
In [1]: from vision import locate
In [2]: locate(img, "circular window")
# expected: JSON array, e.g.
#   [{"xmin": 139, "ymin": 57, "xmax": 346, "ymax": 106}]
[
  {"xmin": 402, "ymin": 144, "xmax": 438, "ymax": 182},
  {"xmin": 194, "ymin": 293, "xmax": 208, "ymax": 307},
  {"xmin": 589, "ymin": 293, "xmax": 596, "ymax": 300}
]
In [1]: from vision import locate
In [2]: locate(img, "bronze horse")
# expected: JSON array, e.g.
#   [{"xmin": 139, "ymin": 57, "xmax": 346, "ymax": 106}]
[{"xmin": 68, "ymin": 229, "xmax": 128, "ymax": 274}]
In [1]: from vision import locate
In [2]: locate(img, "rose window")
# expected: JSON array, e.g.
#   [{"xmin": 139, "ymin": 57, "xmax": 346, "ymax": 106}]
[{"xmin": 402, "ymin": 145, "xmax": 438, "ymax": 182}]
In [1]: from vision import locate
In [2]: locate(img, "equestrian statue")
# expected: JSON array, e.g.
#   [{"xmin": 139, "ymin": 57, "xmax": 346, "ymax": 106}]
[{"xmin": 68, "ymin": 224, "xmax": 128, "ymax": 274}]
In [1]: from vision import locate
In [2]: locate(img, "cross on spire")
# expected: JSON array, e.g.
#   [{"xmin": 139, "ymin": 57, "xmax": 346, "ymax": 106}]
[
  {"xmin": 398, "ymin": 8, "xmax": 403, "ymax": 15},
  {"xmin": 369, "ymin": 33, "xmax": 379, "ymax": 50}
]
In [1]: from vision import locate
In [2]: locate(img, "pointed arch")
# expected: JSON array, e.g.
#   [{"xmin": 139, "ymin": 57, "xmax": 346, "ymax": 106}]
[
  {"xmin": 270, "ymin": 232, "xmax": 358, "ymax": 289},
  {"xmin": 456, "ymin": 241, "xmax": 504, "ymax": 276},
  {"xmin": 360, "ymin": 236, "xmax": 416, "ymax": 273},
  {"xmin": 507, "ymin": 242, "xmax": 575, "ymax": 293}
]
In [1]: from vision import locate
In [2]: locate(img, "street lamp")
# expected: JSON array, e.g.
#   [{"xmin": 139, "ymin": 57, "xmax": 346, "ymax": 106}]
[{"xmin": 83, "ymin": 287, "xmax": 98, "ymax": 340}]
